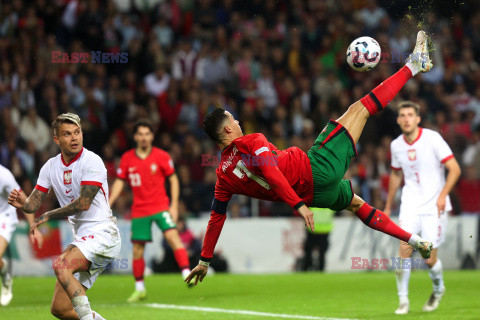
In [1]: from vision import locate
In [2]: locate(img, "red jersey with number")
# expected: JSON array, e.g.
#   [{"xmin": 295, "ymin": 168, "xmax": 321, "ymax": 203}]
[
  {"xmin": 215, "ymin": 133, "xmax": 314, "ymax": 206},
  {"xmin": 201, "ymin": 133, "xmax": 314, "ymax": 260},
  {"xmin": 117, "ymin": 147, "xmax": 175, "ymax": 218}
]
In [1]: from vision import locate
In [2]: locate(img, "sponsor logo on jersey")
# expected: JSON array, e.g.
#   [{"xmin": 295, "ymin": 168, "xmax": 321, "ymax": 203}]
[
  {"xmin": 66, "ymin": 189, "xmax": 72, "ymax": 194},
  {"xmin": 407, "ymin": 149, "xmax": 416, "ymax": 161},
  {"xmin": 63, "ymin": 170, "xmax": 72, "ymax": 185}
]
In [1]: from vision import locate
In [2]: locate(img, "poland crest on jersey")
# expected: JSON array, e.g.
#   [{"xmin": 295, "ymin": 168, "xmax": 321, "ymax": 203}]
[
  {"xmin": 63, "ymin": 170, "xmax": 72, "ymax": 185},
  {"xmin": 407, "ymin": 149, "xmax": 416, "ymax": 161}
]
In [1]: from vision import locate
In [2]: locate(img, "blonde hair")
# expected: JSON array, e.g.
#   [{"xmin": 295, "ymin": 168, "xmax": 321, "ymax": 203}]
[
  {"xmin": 397, "ymin": 101, "xmax": 420, "ymax": 115},
  {"xmin": 52, "ymin": 113, "xmax": 82, "ymax": 136}
]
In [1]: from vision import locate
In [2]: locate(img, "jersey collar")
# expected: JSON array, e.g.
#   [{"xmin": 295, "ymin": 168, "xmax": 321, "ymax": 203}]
[
  {"xmin": 61, "ymin": 147, "xmax": 84, "ymax": 167},
  {"xmin": 403, "ymin": 127, "xmax": 423, "ymax": 146}
]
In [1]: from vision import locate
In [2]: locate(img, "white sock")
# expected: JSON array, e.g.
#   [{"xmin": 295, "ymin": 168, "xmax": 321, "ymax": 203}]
[
  {"xmin": 181, "ymin": 268, "xmax": 191, "ymax": 279},
  {"xmin": 395, "ymin": 258, "xmax": 411, "ymax": 304},
  {"xmin": 135, "ymin": 280, "xmax": 145, "ymax": 292},
  {"xmin": 92, "ymin": 310, "xmax": 106, "ymax": 320},
  {"xmin": 405, "ymin": 63, "xmax": 420, "ymax": 77},
  {"xmin": 429, "ymin": 259, "xmax": 444, "ymax": 296},
  {"xmin": 407, "ymin": 234, "xmax": 421, "ymax": 247},
  {"xmin": 72, "ymin": 296, "xmax": 94, "ymax": 320}
]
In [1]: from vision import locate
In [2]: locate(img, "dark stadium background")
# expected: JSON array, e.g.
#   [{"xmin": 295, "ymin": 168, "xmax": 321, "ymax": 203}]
[{"xmin": 0, "ymin": 0, "xmax": 479, "ymax": 224}]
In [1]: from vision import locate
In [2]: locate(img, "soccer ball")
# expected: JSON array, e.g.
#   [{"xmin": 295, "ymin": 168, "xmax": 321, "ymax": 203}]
[{"xmin": 346, "ymin": 36, "xmax": 381, "ymax": 72}]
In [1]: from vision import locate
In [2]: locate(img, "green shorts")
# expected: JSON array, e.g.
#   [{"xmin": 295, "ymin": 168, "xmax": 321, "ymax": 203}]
[
  {"xmin": 307, "ymin": 120, "xmax": 358, "ymax": 211},
  {"xmin": 131, "ymin": 211, "xmax": 176, "ymax": 242}
]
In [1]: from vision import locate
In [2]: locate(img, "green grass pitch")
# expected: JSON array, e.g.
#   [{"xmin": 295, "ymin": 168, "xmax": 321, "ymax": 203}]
[{"xmin": 3, "ymin": 270, "xmax": 480, "ymax": 320}]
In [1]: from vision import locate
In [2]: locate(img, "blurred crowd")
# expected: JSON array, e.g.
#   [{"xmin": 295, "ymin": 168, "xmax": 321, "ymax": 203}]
[{"xmin": 0, "ymin": 0, "xmax": 479, "ymax": 219}]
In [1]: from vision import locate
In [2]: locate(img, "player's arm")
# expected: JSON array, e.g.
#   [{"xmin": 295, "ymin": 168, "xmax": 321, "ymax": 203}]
[
  {"xmin": 9, "ymin": 188, "xmax": 47, "ymax": 213},
  {"xmin": 253, "ymin": 148, "xmax": 314, "ymax": 230},
  {"xmin": 185, "ymin": 186, "xmax": 231, "ymax": 286},
  {"xmin": 30, "ymin": 184, "xmax": 100, "ymax": 232},
  {"xmin": 8, "ymin": 188, "xmax": 45, "ymax": 247},
  {"xmin": 437, "ymin": 157, "xmax": 461, "ymax": 216},
  {"xmin": 384, "ymin": 168, "xmax": 403, "ymax": 216},
  {"xmin": 109, "ymin": 178, "xmax": 125, "ymax": 207},
  {"xmin": 168, "ymin": 173, "xmax": 180, "ymax": 222}
]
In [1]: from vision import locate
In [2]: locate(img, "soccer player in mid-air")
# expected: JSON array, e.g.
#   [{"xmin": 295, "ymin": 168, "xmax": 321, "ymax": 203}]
[
  {"xmin": 8, "ymin": 113, "xmax": 120, "ymax": 320},
  {"xmin": 186, "ymin": 31, "xmax": 435, "ymax": 285},
  {"xmin": 0, "ymin": 164, "xmax": 42, "ymax": 306},
  {"xmin": 109, "ymin": 119, "xmax": 192, "ymax": 302},
  {"xmin": 385, "ymin": 101, "xmax": 460, "ymax": 314}
]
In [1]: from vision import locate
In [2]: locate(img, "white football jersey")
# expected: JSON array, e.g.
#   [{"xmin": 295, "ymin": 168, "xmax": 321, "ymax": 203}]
[
  {"xmin": 391, "ymin": 128, "xmax": 454, "ymax": 215},
  {"xmin": 0, "ymin": 164, "xmax": 20, "ymax": 224},
  {"xmin": 35, "ymin": 148, "xmax": 112, "ymax": 235}
]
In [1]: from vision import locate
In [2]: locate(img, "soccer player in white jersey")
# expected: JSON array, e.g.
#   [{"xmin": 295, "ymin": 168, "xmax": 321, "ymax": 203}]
[
  {"xmin": 0, "ymin": 165, "xmax": 42, "ymax": 306},
  {"xmin": 8, "ymin": 113, "xmax": 121, "ymax": 320},
  {"xmin": 384, "ymin": 102, "xmax": 461, "ymax": 314}
]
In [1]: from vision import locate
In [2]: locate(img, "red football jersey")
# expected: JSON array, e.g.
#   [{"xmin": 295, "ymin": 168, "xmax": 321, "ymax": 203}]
[
  {"xmin": 215, "ymin": 133, "xmax": 314, "ymax": 207},
  {"xmin": 201, "ymin": 133, "xmax": 314, "ymax": 260},
  {"xmin": 117, "ymin": 147, "xmax": 175, "ymax": 218}
]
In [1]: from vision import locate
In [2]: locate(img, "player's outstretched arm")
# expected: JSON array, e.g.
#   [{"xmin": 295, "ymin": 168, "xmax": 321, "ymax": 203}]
[
  {"xmin": 109, "ymin": 178, "xmax": 125, "ymax": 207},
  {"xmin": 384, "ymin": 169, "xmax": 403, "ymax": 216},
  {"xmin": 30, "ymin": 185, "xmax": 100, "ymax": 232}
]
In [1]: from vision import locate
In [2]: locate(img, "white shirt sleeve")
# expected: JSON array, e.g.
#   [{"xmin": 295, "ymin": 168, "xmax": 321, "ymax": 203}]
[
  {"xmin": 36, "ymin": 161, "xmax": 52, "ymax": 192},
  {"xmin": 81, "ymin": 154, "xmax": 107, "ymax": 186},
  {"xmin": 433, "ymin": 132, "xmax": 454, "ymax": 163},
  {"xmin": 390, "ymin": 142, "xmax": 401, "ymax": 170}
]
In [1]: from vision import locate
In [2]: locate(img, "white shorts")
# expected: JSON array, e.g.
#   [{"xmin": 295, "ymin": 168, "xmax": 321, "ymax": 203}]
[
  {"xmin": 72, "ymin": 220, "xmax": 121, "ymax": 289},
  {"xmin": 0, "ymin": 218, "xmax": 18, "ymax": 243},
  {"xmin": 399, "ymin": 212, "xmax": 448, "ymax": 249}
]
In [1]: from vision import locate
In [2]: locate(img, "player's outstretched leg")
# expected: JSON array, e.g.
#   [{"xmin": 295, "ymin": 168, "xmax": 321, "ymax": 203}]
[
  {"xmin": 348, "ymin": 195, "xmax": 433, "ymax": 259},
  {"xmin": 336, "ymin": 30, "xmax": 433, "ymax": 144},
  {"xmin": 164, "ymin": 229, "xmax": 193, "ymax": 288}
]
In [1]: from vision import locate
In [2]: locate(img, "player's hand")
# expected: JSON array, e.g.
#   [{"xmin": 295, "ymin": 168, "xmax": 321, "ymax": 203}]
[
  {"xmin": 298, "ymin": 205, "xmax": 315, "ymax": 231},
  {"xmin": 169, "ymin": 204, "xmax": 178, "ymax": 223},
  {"xmin": 436, "ymin": 195, "xmax": 446, "ymax": 217},
  {"xmin": 30, "ymin": 214, "xmax": 49, "ymax": 234},
  {"xmin": 8, "ymin": 189, "xmax": 26, "ymax": 209},
  {"xmin": 184, "ymin": 264, "xmax": 208, "ymax": 286},
  {"xmin": 383, "ymin": 207, "xmax": 392, "ymax": 217},
  {"xmin": 29, "ymin": 227, "xmax": 44, "ymax": 249}
]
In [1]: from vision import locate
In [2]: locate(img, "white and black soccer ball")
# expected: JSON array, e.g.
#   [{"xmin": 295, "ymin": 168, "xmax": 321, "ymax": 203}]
[{"xmin": 346, "ymin": 36, "xmax": 381, "ymax": 72}]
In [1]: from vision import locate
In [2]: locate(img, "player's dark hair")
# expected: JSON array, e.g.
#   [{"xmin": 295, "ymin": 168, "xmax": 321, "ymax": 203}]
[
  {"xmin": 52, "ymin": 113, "xmax": 81, "ymax": 136},
  {"xmin": 203, "ymin": 108, "xmax": 228, "ymax": 143},
  {"xmin": 133, "ymin": 118, "xmax": 155, "ymax": 134},
  {"xmin": 397, "ymin": 101, "xmax": 420, "ymax": 115}
]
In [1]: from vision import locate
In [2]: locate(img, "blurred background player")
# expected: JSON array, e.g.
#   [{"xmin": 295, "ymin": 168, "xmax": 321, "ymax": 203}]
[
  {"xmin": 385, "ymin": 101, "xmax": 461, "ymax": 314},
  {"xmin": 9, "ymin": 113, "xmax": 120, "ymax": 320},
  {"xmin": 302, "ymin": 208, "xmax": 334, "ymax": 272},
  {"xmin": 186, "ymin": 31, "xmax": 435, "ymax": 285},
  {"xmin": 109, "ymin": 119, "xmax": 192, "ymax": 303},
  {"xmin": 0, "ymin": 164, "xmax": 41, "ymax": 306}
]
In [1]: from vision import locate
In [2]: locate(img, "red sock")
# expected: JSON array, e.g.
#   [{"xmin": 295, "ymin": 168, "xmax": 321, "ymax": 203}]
[
  {"xmin": 360, "ymin": 66, "xmax": 413, "ymax": 115},
  {"xmin": 173, "ymin": 248, "xmax": 190, "ymax": 270},
  {"xmin": 132, "ymin": 258, "xmax": 145, "ymax": 281},
  {"xmin": 356, "ymin": 203, "xmax": 411, "ymax": 243}
]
